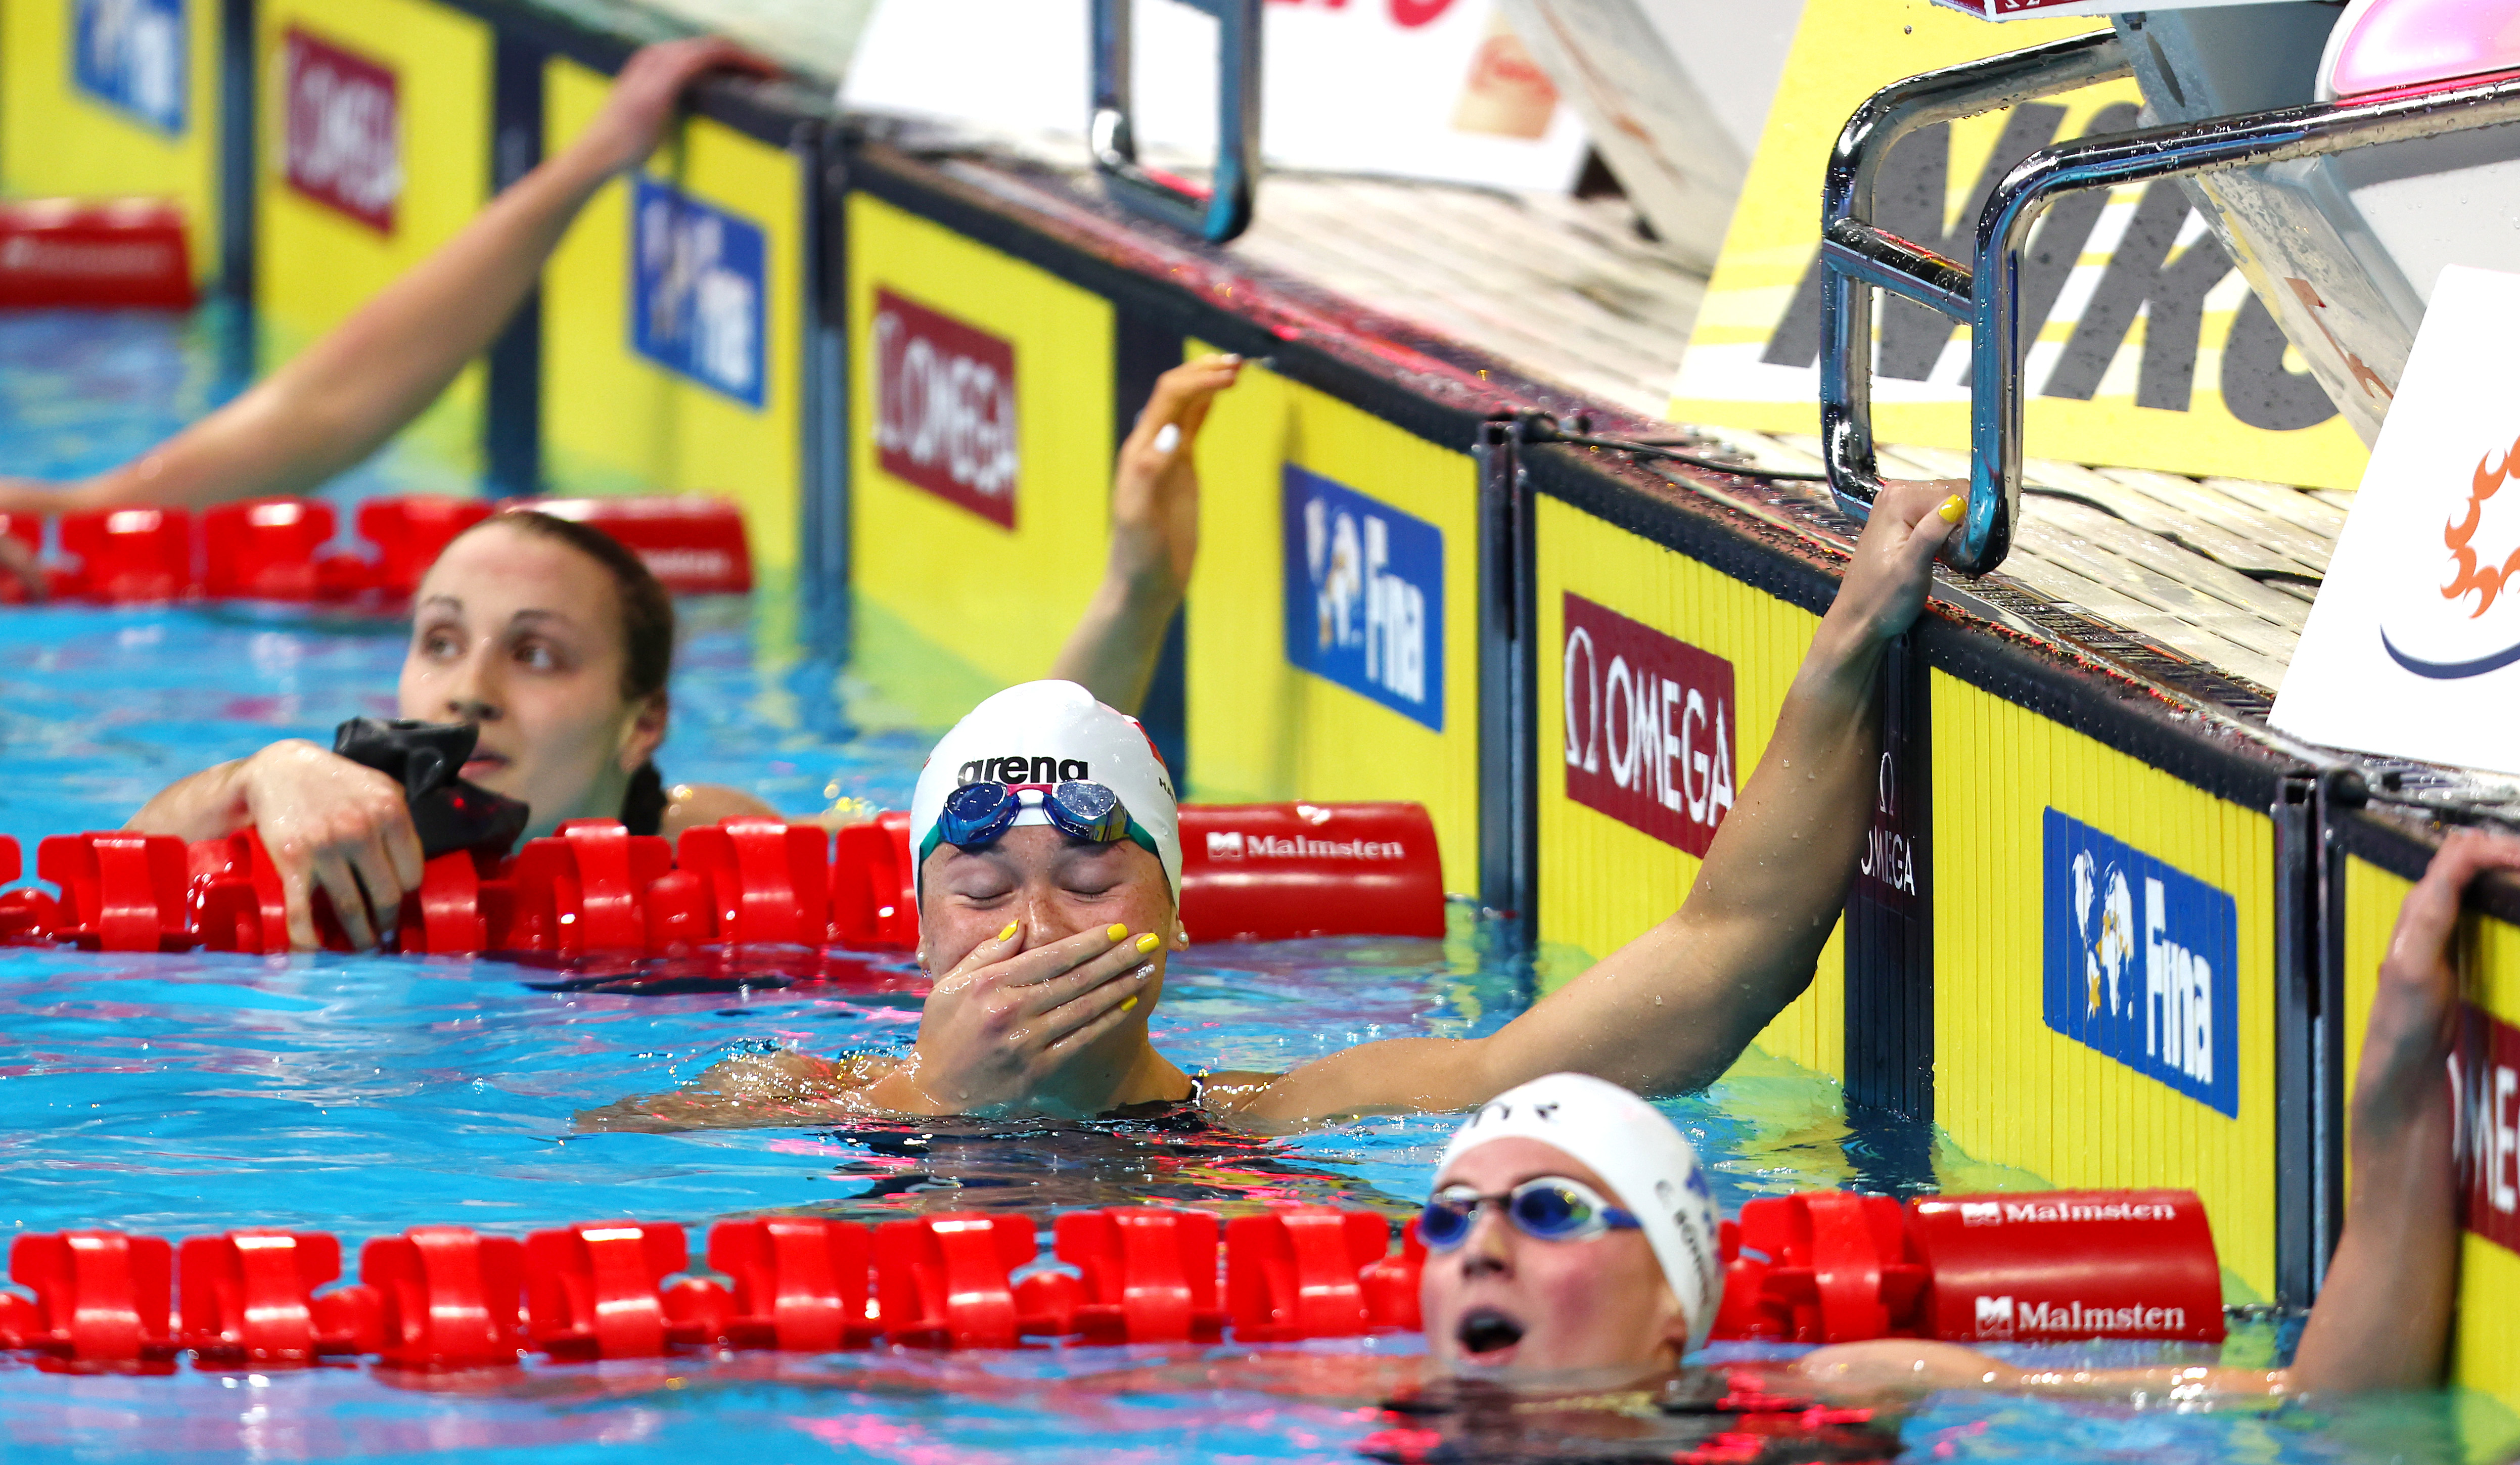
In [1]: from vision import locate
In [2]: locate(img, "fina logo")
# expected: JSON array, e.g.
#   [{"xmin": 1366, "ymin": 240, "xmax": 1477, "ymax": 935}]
[
  {"xmin": 634, "ymin": 178, "xmax": 764, "ymax": 407},
  {"xmin": 1281, "ymin": 465, "xmax": 1444, "ymax": 731},
  {"xmin": 2072, "ymin": 849, "xmax": 2137, "ymax": 1025},
  {"xmin": 2043, "ymin": 809, "xmax": 2241, "ymax": 1118},
  {"xmin": 76, "ymin": 0, "xmax": 186, "ymax": 133}
]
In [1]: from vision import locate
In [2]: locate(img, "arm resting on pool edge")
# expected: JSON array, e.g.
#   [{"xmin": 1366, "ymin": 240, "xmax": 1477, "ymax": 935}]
[
  {"xmin": 1220, "ymin": 481, "xmax": 1964, "ymax": 1125},
  {"xmin": 1048, "ymin": 355, "xmax": 1243, "ymax": 716},
  {"xmin": 1795, "ymin": 832, "xmax": 2520, "ymax": 1400},
  {"xmin": 0, "ymin": 38, "xmax": 775, "ymax": 520}
]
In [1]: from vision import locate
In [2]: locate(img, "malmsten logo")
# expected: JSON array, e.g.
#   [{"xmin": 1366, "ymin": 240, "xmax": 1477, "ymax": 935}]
[
  {"xmin": 1205, "ymin": 831, "xmax": 1405, "ymax": 861},
  {"xmin": 1973, "ymin": 1297, "xmax": 2188, "ymax": 1341},
  {"xmin": 1560, "ymin": 593, "xmax": 1735, "ymax": 857}
]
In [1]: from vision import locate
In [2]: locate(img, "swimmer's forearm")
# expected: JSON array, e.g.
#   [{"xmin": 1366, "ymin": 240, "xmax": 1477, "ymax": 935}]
[
  {"xmin": 1050, "ymin": 571, "xmax": 1179, "ymax": 715},
  {"xmin": 125, "ymin": 759, "xmax": 253, "ymax": 842},
  {"xmin": 79, "ymin": 146, "xmax": 619, "ymax": 511}
]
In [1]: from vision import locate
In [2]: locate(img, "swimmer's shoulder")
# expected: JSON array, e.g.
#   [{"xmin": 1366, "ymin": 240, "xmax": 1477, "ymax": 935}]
[
  {"xmin": 660, "ymin": 783, "xmax": 779, "ymax": 837},
  {"xmin": 1192, "ymin": 1069, "xmax": 1285, "ymax": 1112}
]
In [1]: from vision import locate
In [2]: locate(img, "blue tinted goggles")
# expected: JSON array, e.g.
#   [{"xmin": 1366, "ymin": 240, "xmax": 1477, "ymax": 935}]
[
  {"xmin": 921, "ymin": 780, "xmax": 1161, "ymax": 866},
  {"xmin": 1419, "ymin": 1176, "xmax": 1641, "ymax": 1252}
]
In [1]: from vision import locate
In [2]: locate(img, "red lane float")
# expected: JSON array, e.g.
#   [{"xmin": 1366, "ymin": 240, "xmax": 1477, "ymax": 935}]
[
  {"xmin": 0, "ymin": 200, "xmax": 195, "ymax": 311},
  {"xmin": 0, "ymin": 803, "xmax": 1452, "ymax": 954},
  {"xmin": 1178, "ymin": 803, "xmax": 1445, "ymax": 941},
  {"xmin": 39, "ymin": 831, "xmax": 192, "ymax": 952},
  {"xmin": 706, "ymin": 1217, "xmax": 875, "ymax": 1352},
  {"xmin": 1905, "ymin": 1189, "xmax": 2224, "ymax": 1345},
  {"xmin": 0, "ymin": 1187, "xmax": 2223, "ymax": 1370},
  {"xmin": 524, "ymin": 1221, "xmax": 687, "ymax": 1361},
  {"xmin": 874, "ymin": 1213, "xmax": 1037, "ymax": 1350},
  {"xmin": 178, "ymin": 1231, "xmax": 380, "ymax": 1364},
  {"xmin": 362, "ymin": 1226, "xmax": 526, "ymax": 1370},
  {"xmin": 14, "ymin": 493, "xmax": 750, "ymax": 605},
  {"xmin": 525, "ymin": 496, "xmax": 752, "ymax": 595},
  {"xmin": 58, "ymin": 507, "xmax": 191, "ymax": 603},
  {"xmin": 356, "ymin": 496, "xmax": 493, "ymax": 597},
  {"xmin": 1052, "ymin": 1207, "xmax": 1228, "ymax": 1344},
  {"xmin": 1709, "ymin": 1188, "xmax": 2223, "ymax": 1346},
  {"xmin": 1225, "ymin": 1206, "xmax": 1408, "ymax": 1342},
  {"xmin": 3, "ymin": 1231, "xmax": 179, "ymax": 1365}
]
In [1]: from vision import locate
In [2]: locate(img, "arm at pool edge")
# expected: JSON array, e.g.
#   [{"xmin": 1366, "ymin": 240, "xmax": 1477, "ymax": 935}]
[
  {"xmin": 1797, "ymin": 830, "xmax": 2520, "ymax": 1399},
  {"xmin": 1048, "ymin": 355, "xmax": 1242, "ymax": 715},
  {"xmin": 1224, "ymin": 480, "xmax": 1965, "ymax": 1124},
  {"xmin": 0, "ymin": 38, "xmax": 774, "ymax": 519}
]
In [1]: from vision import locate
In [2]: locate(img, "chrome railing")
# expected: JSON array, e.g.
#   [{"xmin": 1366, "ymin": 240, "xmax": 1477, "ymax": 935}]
[
  {"xmin": 1089, "ymin": 0, "xmax": 1261, "ymax": 244},
  {"xmin": 1821, "ymin": 34, "xmax": 2520, "ymax": 574}
]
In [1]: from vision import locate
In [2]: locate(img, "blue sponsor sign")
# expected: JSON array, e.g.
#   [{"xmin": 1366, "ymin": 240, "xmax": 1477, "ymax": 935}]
[
  {"xmin": 2043, "ymin": 809, "xmax": 2240, "ymax": 1117},
  {"xmin": 1280, "ymin": 465, "xmax": 1443, "ymax": 730},
  {"xmin": 630, "ymin": 176, "xmax": 766, "ymax": 408},
  {"xmin": 75, "ymin": 0, "xmax": 187, "ymax": 134}
]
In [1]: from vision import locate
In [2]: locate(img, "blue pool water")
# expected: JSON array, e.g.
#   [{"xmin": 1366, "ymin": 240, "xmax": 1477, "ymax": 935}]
[{"xmin": 0, "ymin": 309, "xmax": 2507, "ymax": 1462}]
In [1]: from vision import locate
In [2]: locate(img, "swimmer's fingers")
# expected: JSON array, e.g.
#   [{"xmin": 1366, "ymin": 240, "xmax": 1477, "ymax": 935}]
[
  {"xmin": 343, "ymin": 821, "xmax": 419, "ymax": 947},
  {"xmin": 273, "ymin": 861, "xmax": 321, "ymax": 953},
  {"xmin": 2389, "ymin": 830, "xmax": 2520, "ymax": 986},
  {"xmin": 1037, "ymin": 969, "xmax": 1150, "ymax": 1058},
  {"xmin": 305, "ymin": 847, "xmax": 378, "ymax": 952},
  {"xmin": 1009, "ymin": 935, "xmax": 1155, "ymax": 1021},
  {"xmin": 587, "ymin": 37, "xmax": 779, "ymax": 170},
  {"xmin": 1127, "ymin": 356, "xmax": 1241, "ymax": 450}
]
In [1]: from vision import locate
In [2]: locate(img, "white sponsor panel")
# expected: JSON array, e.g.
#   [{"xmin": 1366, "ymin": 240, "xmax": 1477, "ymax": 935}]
[{"xmin": 2275, "ymin": 264, "xmax": 2520, "ymax": 775}]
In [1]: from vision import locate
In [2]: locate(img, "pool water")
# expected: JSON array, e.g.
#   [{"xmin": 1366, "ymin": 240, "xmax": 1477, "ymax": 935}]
[{"xmin": 0, "ymin": 309, "xmax": 2507, "ymax": 1463}]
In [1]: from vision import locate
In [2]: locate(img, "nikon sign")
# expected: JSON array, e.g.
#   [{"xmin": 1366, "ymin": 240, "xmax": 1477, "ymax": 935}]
[{"xmin": 1669, "ymin": 0, "xmax": 2372, "ymax": 491}]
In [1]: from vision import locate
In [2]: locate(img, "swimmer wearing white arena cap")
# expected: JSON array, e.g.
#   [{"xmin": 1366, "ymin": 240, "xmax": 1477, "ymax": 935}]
[{"xmin": 593, "ymin": 476, "xmax": 1968, "ymax": 1126}]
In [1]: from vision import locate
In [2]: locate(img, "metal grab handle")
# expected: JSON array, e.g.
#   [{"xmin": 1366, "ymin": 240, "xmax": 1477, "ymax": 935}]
[
  {"xmin": 1090, "ymin": 0, "xmax": 1261, "ymax": 244},
  {"xmin": 1819, "ymin": 31, "xmax": 2130, "ymax": 575},
  {"xmin": 1823, "ymin": 31, "xmax": 2520, "ymax": 575}
]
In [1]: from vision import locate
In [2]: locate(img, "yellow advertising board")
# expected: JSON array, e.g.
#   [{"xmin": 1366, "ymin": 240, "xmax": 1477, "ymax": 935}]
[
  {"xmin": 1185, "ymin": 359, "xmax": 1483, "ymax": 890},
  {"xmin": 1531, "ymin": 495, "xmax": 1843, "ymax": 1079},
  {"xmin": 0, "ymin": 0, "xmax": 224, "ymax": 281},
  {"xmin": 256, "ymin": 0, "xmax": 491, "ymax": 480},
  {"xmin": 1671, "ymin": 0, "xmax": 2370, "ymax": 491},
  {"xmin": 541, "ymin": 58, "xmax": 805, "ymax": 575}
]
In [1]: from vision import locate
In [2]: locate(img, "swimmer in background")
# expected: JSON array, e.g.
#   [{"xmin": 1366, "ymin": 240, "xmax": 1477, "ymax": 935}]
[
  {"xmin": 0, "ymin": 34, "xmax": 773, "ymax": 593},
  {"xmin": 115, "ymin": 357, "xmax": 1249, "ymax": 952},
  {"xmin": 582, "ymin": 462, "xmax": 1965, "ymax": 1128}
]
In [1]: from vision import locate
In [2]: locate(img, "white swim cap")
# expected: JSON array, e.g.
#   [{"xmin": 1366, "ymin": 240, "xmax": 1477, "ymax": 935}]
[
  {"xmin": 908, "ymin": 680, "xmax": 1182, "ymax": 907},
  {"xmin": 1436, "ymin": 1073, "xmax": 1724, "ymax": 1355}
]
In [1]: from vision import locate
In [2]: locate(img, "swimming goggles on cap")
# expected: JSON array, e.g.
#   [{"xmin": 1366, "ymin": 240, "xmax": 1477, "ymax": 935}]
[
  {"xmin": 1418, "ymin": 1176, "xmax": 1641, "ymax": 1252},
  {"xmin": 922, "ymin": 780, "xmax": 1162, "ymax": 865}
]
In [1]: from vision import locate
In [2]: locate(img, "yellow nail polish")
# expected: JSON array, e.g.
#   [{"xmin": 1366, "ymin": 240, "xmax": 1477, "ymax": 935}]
[
  {"xmin": 997, "ymin": 923, "xmax": 1018, "ymax": 942},
  {"xmin": 1107, "ymin": 923, "xmax": 1129, "ymax": 942},
  {"xmin": 1134, "ymin": 932, "xmax": 1161, "ymax": 953},
  {"xmin": 1938, "ymin": 494, "xmax": 1965, "ymax": 523},
  {"xmin": 1120, "ymin": 996, "xmax": 1138, "ymax": 1012}
]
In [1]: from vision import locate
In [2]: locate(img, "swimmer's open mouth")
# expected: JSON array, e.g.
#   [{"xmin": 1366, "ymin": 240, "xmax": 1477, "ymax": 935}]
[
  {"xmin": 462, "ymin": 753, "xmax": 510, "ymax": 779},
  {"xmin": 1456, "ymin": 1308, "xmax": 1524, "ymax": 1363}
]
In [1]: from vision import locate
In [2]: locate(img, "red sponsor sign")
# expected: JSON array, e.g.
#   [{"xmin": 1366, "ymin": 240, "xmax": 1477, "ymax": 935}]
[
  {"xmin": 872, "ymin": 287, "xmax": 1018, "ymax": 529},
  {"xmin": 2460, "ymin": 1002, "xmax": 2520, "ymax": 1254},
  {"xmin": 1560, "ymin": 593, "xmax": 1736, "ymax": 856},
  {"xmin": 283, "ymin": 28, "xmax": 399, "ymax": 233},
  {"xmin": 1907, "ymin": 1189, "xmax": 2225, "ymax": 1343}
]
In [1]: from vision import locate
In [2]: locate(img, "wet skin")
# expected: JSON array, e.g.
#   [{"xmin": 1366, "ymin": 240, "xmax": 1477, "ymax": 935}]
[
  {"xmin": 1420, "ymin": 1136, "xmax": 1687, "ymax": 1376},
  {"xmin": 400, "ymin": 520, "xmax": 663, "ymax": 832}
]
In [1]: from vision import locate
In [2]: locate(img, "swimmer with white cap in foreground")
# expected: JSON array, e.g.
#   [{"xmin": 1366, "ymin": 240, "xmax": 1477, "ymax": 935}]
[
  {"xmin": 588, "ymin": 474, "xmax": 1966, "ymax": 1127},
  {"xmin": 1424, "ymin": 827, "xmax": 2514, "ymax": 1394}
]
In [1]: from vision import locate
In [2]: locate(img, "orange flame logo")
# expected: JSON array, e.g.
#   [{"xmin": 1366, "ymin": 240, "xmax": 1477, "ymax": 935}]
[{"xmin": 2443, "ymin": 434, "xmax": 2520, "ymax": 618}]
